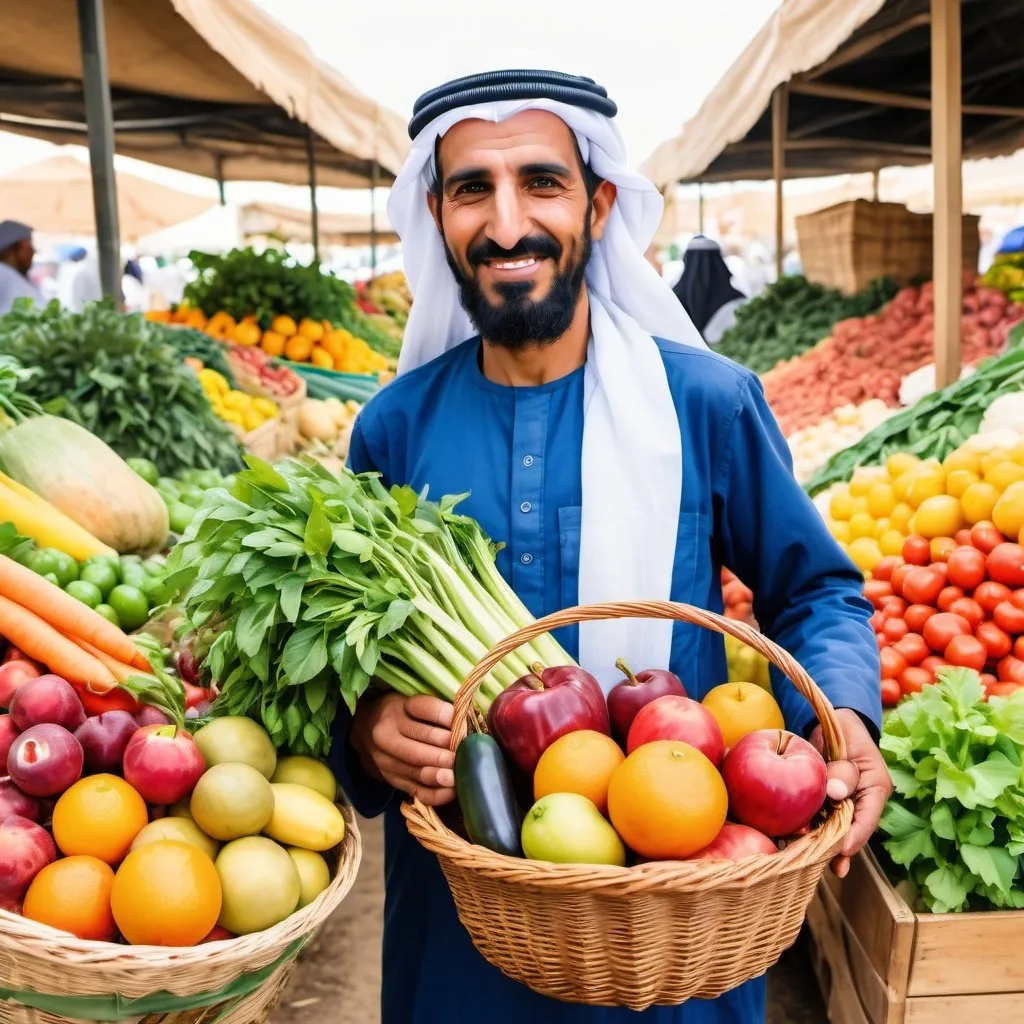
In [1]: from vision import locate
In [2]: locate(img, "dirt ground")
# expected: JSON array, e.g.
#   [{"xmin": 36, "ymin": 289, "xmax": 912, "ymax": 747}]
[{"xmin": 269, "ymin": 815, "xmax": 827, "ymax": 1024}]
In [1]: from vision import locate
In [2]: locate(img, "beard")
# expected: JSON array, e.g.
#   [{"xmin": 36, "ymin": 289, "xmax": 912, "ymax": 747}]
[{"xmin": 442, "ymin": 214, "xmax": 592, "ymax": 350}]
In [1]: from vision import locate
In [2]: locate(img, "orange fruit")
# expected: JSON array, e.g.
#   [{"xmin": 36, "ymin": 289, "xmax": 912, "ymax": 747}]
[
  {"xmin": 607, "ymin": 740, "xmax": 727, "ymax": 859},
  {"xmin": 321, "ymin": 329, "xmax": 348, "ymax": 360},
  {"xmin": 52, "ymin": 774, "xmax": 149, "ymax": 865},
  {"xmin": 231, "ymin": 319, "xmax": 262, "ymax": 347},
  {"xmin": 310, "ymin": 346, "xmax": 334, "ymax": 370},
  {"xmin": 271, "ymin": 315, "xmax": 298, "ymax": 337},
  {"xmin": 111, "ymin": 840, "xmax": 222, "ymax": 946},
  {"xmin": 701, "ymin": 683, "xmax": 785, "ymax": 750},
  {"xmin": 284, "ymin": 335, "xmax": 313, "ymax": 362},
  {"xmin": 533, "ymin": 730, "xmax": 624, "ymax": 814},
  {"xmin": 298, "ymin": 318, "xmax": 325, "ymax": 342},
  {"xmin": 260, "ymin": 330, "xmax": 286, "ymax": 357},
  {"xmin": 23, "ymin": 856, "xmax": 116, "ymax": 941}
]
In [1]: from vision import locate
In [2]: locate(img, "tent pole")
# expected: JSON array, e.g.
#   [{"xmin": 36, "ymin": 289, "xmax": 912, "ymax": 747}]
[
  {"xmin": 932, "ymin": 0, "xmax": 962, "ymax": 390},
  {"xmin": 370, "ymin": 159, "xmax": 378, "ymax": 275},
  {"xmin": 772, "ymin": 84, "xmax": 787, "ymax": 279},
  {"xmin": 215, "ymin": 156, "xmax": 226, "ymax": 206},
  {"xmin": 76, "ymin": 0, "xmax": 121, "ymax": 306},
  {"xmin": 697, "ymin": 182, "xmax": 705, "ymax": 234},
  {"xmin": 306, "ymin": 125, "xmax": 320, "ymax": 260},
  {"xmin": 872, "ymin": 169, "xmax": 880, "ymax": 201}
]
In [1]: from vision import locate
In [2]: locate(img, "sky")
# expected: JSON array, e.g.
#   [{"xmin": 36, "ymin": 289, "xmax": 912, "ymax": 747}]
[{"xmin": 0, "ymin": 0, "xmax": 781, "ymax": 213}]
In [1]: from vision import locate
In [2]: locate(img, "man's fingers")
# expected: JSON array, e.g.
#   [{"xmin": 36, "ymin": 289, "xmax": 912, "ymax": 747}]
[
  {"xmin": 412, "ymin": 785, "xmax": 457, "ymax": 807},
  {"xmin": 374, "ymin": 753, "xmax": 455, "ymax": 790},
  {"xmin": 405, "ymin": 695, "xmax": 454, "ymax": 729},
  {"xmin": 390, "ymin": 734, "xmax": 456, "ymax": 772},
  {"xmin": 399, "ymin": 715, "xmax": 454, "ymax": 752},
  {"xmin": 843, "ymin": 777, "xmax": 891, "ymax": 859},
  {"xmin": 826, "ymin": 759, "xmax": 860, "ymax": 802}
]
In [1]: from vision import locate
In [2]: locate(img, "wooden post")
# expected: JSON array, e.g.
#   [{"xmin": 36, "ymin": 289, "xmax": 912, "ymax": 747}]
[
  {"xmin": 932, "ymin": 0, "xmax": 962, "ymax": 389},
  {"xmin": 772, "ymin": 85, "xmax": 787, "ymax": 279},
  {"xmin": 697, "ymin": 182, "xmax": 705, "ymax": 234},
  {"xmin": 872, "ymin": 169, "xmax": 880, "ymax": 201},
  {"xmin": 306, "ymin": 125, "xmax": 320, "ymax": 260}
]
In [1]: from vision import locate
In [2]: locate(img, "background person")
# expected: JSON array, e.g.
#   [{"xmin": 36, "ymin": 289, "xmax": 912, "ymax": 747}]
[{"xmin": 0, "ymin": 220, "xmax": 43, "ymax": 314}]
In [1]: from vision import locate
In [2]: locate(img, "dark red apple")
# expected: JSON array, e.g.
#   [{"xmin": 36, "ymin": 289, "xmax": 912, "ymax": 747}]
[
  {"xmin": 0, "ymin": 815, "xmax": 56, "ymax": 898},
  {"xmin": 7, "ymin": 723, "xmax": 84, "ymax": 797},
  {"xmin": 74, "ymin": 710, "xmax": 139, "ymax": 772},
  {"xmin": 123, "ymin": 724, "xmax": 205, "ymax": 804},
  {"xmin": 487, "ymin": 663, "xmax": 610, "ymax": 775},
  {"xmin": 9, "ymin": 675, "xmax": 86, "ymax": 732},
  {"xmin": 688, "ymin": 822, "xmax": 778, "ymax": 861},
  {"xmin": 0, "ymin": 659, "xmax": 41, "ymax": 709},
  {"xmin": 607, "ymin": 658, "xmax": 687, "ymax": 742},
  {"xmin": 626, "ymin": 695, "xmax": 725, "ymax": 766},
  {"xmin": 721, "ymin": 729, "xmax": 829, "ymax": 838},
  {"xmin": 135, "ymin": 705, "xmax": 172, "ymax": 728},
  {"xmin": 200, "ymin": 924, "xmax": 235, "ymax": 943},
  {"xmin": 0, "ymin": 779, "xmax": 41, "ymax": 822},
  {"xmin": 0, "ymin": 715, "xmax": 17, "ymax": 767},
  {"xmin": 176, "ymin": 649, "xmax": 201, "ymax": 686}
]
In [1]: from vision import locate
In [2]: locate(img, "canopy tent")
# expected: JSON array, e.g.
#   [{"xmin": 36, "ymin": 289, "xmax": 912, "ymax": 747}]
[
  {"xmin": 0, "ymin": 0, "xmax": 409, "ymax": 189},
  {"xmin": 239, "ymin": 203, "xmax": 398, "ymax": 249},
  {"xmin": 0, "ymin": 154, "xmax": 214, "ymax": 241}
]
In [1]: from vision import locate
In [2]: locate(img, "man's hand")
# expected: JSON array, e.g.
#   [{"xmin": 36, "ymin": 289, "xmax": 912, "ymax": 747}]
[
  {"xmin": 810, "ymin": 708, "xmax": 892, "ymax": 879},
  {"xmin": 350, "ymin": 693, "xmax": 457, "ymax": 806}
]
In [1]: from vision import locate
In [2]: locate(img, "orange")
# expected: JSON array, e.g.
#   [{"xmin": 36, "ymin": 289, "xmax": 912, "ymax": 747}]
[
  {"xmin": 260, "ymin": 330, "xmax": 286, "ymax": 357},
  {"xmin": 321, "ymin": 329, "xmax": 348, "ymax": 361},
  {"xmin": 111, "ymin": 841, "xmax": 222, "ymax": 947},
  {"xmin": 701, "ymin": 683, "xmax": 784, "ymax": 750},
  {"xmin": 23, "ymin": 856, "xmax": 116, "ymax": 941},
  {"xmin": 271, "ymin": 314, "xmax": 298, "ymax": 337},
  {"xmin": 607, "ymin": 740, "xmax": 727, "ymax": 859},
  {"xmin": 310, "ymin": 346, "xmax": 334, "ymax": 370},
  {"xmin": 231, "ymin": 319, "xmax": 262, "ymax": 347},
  {"xmin": 52, "ymin": 774, "xmax": 148, "ymax": 865},
  {"xmin": 298, "ymin": 318, "xmax": 325, "ymax": 342},
  {"xmin": 533, "ymin": 730, "xmax": 625, "ymax": 814},
  {"xmin": 284, "ymin": 335, "xmax": 313, "ymax": 362}
]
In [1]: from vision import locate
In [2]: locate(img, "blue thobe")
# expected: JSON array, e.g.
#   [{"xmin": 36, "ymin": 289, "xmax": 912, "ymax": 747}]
[{"xmin": 331, "ymin": 336, "xmax": 882, "ymax": 1024}]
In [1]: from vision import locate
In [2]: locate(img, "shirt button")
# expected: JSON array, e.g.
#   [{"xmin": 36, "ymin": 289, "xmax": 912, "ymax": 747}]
[
  {"xmin": 520, "ymin": 501, "xmax": 533, "ymax": 513},
  {"xmin": 520, "ymin": 552, "xmax": 534, "ymax": 565},
  {"xmin": 522, "ymin": 455, "xmax": 534, "ymax": 467}
]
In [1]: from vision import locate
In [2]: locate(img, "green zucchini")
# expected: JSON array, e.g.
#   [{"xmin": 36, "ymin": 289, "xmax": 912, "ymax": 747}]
[{"xmin": 454, "ymin": 733, "xmax": 522, "ymax": 857}]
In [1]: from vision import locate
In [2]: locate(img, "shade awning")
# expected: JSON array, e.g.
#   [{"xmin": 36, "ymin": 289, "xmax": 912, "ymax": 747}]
[
  {"xmin": 642, "ymin": 0, "xmax": 1024, "ymax": 188},
  {"xmin": 240, "ymin": 202, "xmax": 399, "ymax": 248},
  {"xmin": 0, "ymin": 0, "xmax": 410, "ymax": 188}
]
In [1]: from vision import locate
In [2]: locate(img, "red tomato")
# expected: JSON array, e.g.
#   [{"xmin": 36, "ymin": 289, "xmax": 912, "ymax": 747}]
[
  {"xmin": 994, "ymin": 601, "xmax": 1024, "ymax": 634},
  {"xmin": 1015, "ymin": 635, "xmax": 1024, "ymax": 660},
  {"xmin": 997, "ymin": 655, "xmax": 1024, "ymax": 684},
  {"xmin": 987, "ymin": 543, "xmax": 1024, "ymax": 588},
  {"xmin": 73, "ymin": 685, "xmax": 141, "ymax": 716},
  {"xmin": 932, "ymin": 560, "xmax": 949, "ymax": 582},
  {"xmin": 904, "ymin": 604, "xmax": 935, "ymax": 633},
  {"xmin": 881, "ymin": 678, "xmax": 902, "ymax": 708},
  {"xmin": 937, "ymin": 586, "xmax": 966, "ymax": 612},
  {"xmin": 980, "ymin": 672, "xmax": 999, "ymax": 692},
  {"xmin": 872, "ymin": 557, "xmax": 902, "ymax": 583},
  {"xmin": 920, "ymin": 655, "xmax": 949, "ymax": 681},
  {"xmin": 869, "ymin": 610, "xmax": 885, "ymax": 632},
  {"xmin": 183, "ymin": 683, "xmax": 208, "ymax": 710},
  {"xmin": 901, "ymin": 567, "xmax": 945, "ymax": 607},
  {"xmin": 975, "ymin": 581, "xmax": 1012, "ymax": 614},
  {"xmin": 864, "ymin": 579, "xmax": 895, "ymax": 608},
  {"xmin": 880, "ymin": 646, "xmax": 908, "ymax": 680},
  {"xmin": 949, "ymin": 598, "xmax": 984, "ymax": 631},
  {"xmin": 989, "ymin": 681, "xmax": 1023, "ymax": 698},
  {"xmin": 881, "ymin": 597, "xmax": 908, "ymax": 619},
  {"xmin": 977, "ymin": 621, "xmax": 1013, "ymax": 661},
  {"xmin": 931, "ymin": 537, "xmax": 957, "ymax": 563},
  {"xmin": 954, "ymin": 529, "xmax": 974, "ymax": 547},
  {"xmin": 900, "ymin": 666, "xmax": 932, "ymax": 694},
  {"xmin": 893, "ymin": 633, "xmax": 929, "ymax": 666},
  {"xmin": 890, "ymin": 563, "xmax": 915, "ymax": 597},
  {"xmin": 883, "ymin": 617, "xmax": 909, "ymax": 642},
  {"xmin": 1011, "ymin": 589, "xmax": 1024, "ymax": 611},
  {"xmin": 945, "ymin": 635, "xmax": 988, "ymax": 672},
  {"xmin": 946, "ymin": 547, "xmax": 987, "ymax": 591},
  {"xmin": 923, "ymin": 613, "xmax": 972, "ymax": 653},
  {"xmin": 902, "ymin": 536, "xmax": 932, "ymax": 566},
  {"xmin": 971, "ymin": 521, "xmax": 1003, "ymax": 554},
  {"xmin": 876, "ymin": 632, "xmax": 888, "ymax": 651}
]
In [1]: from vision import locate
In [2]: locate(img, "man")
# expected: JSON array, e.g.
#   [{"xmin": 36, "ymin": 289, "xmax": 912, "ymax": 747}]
[
  {"xmin": 332, "ymin": 69, "xmax": 889, "ymax": 1024},
  {"xmin": 672, "ymin": 235, "xmax": 747, "ymax": 344},
  {"xmin": 0, "ymin": 220, "xmax": 43, "ymax": 314}
]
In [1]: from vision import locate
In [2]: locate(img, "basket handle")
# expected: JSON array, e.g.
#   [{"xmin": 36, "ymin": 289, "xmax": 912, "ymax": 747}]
[{"xmin": 449, "ymin": 600, "xmax": 848, "ymax": 763}]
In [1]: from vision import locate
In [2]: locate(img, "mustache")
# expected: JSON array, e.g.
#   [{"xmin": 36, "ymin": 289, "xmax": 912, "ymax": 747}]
[{"xmin": 466, "ymin": 234, "xmax": 562, "ymax": 268}]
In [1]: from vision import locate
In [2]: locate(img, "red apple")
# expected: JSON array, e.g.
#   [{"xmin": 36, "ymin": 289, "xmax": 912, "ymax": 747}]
[
  {"xmin": 9, "ymin": 675, "xmax": 86, "ymax": 732},
  {"xmin": 0, "ymin": 659, "xmax": 41, "ymax": 709},
  {"xmin": 135, "ymin": 705, "xmax": 172, "ymax": 728},
  {"xmin": 606, "ymin": 658, "xmax": 687, "ymax": 743},
  {"xmin": 7, "ymin": 723, "xmax": 84, "ymax": 797},
  {"xmin": 487, "ymin": 663, "xmax": 610, "ymax": 775},
  {"xmin": 176, "ymin": 649, "xmax": 201, "ymax": 686},
  {"xmin": 74, "ymin": 710, "xmax": 139, "ymax": 772},
  {"xmin": 626, "ymin": 695, "xmax": 725, "ymax": 766},
  {"xmin": 721, "ymin": 730, "xmax": 829, "ymax": 838},
  {"xmin": 123, "ymin": 724, "xmax": 205, "ymax": 804},
  {"xmin": 0, "ymin": 779, "xmax": 41, "ymax": 822},
  {"xmin": 200, "ymin": 925, "xmax": 235, "ymax": 943},
  {"xmin": 0, "ymin": 715, "xmax": 17, "ymax": 767},
  {"xmin": 0, "ymin": 815, "xmax": 56, "ymax": 898},
  {"xmin": 688, "ymin": 822, "xmax": 778, "ymax": 861}
]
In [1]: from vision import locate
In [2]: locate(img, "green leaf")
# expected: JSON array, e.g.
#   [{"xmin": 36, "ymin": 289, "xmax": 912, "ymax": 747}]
[
  {"xmin": 304, "ymin": 497, "xmax": 333, "ymax": 558},
  {"xmin": 331, "ymin": 527, "xmax": 372, "ymax": 556},
  {"xmin": 305, "ymin": 673, "xmax": 328, "ymax": 714},
  {"xmin": 931, "ymin": 802, "xmax": 957, "ymax": 841},
  {"xmin": 924, "ymin": 863, "xmax": 970, "ymax": 912},
  {"xmin": 242, "ymin": 455, "xmax": 289, "ymax": 492},
  {"xmin": 378, "ymin": 599, "xmax": 415, "ymax": 639},
  {"xmin": 281, "ymin": 626, "xmax": 329, "ymax": 685},
  {"xmin": 960, "ymin": 844, "xmax": 1018, "ymax": 894},
  {"xmin": 277, "ymin": 572, "xmax": 307, "ymax": 623},
  {"xmin": 235, "ymin": 601, "xmax": 276, "ymax": 658}
]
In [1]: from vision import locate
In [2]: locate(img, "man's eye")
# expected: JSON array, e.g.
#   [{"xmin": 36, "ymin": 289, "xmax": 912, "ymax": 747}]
[
  {"xmin": 529, "ymin": 177, "xmax": 558, "ymax": 189},
  {"xmin": 454, "ymin": 182, "xmax": 486, "ymax": 195}
]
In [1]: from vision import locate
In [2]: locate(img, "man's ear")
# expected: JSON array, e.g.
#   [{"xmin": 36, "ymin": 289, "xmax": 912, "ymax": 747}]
[
  {"xmin": 589, "ymin": 180, "xmax": 618, "ymax": 243},
  {"xmin": 427, "ymin": 190, "xmax": 443, "ymax": 233}
]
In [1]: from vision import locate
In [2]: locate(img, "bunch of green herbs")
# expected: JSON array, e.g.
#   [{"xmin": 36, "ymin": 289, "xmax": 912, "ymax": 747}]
[
  {"xmin": 879, "ymin": 667, "xmax": 1024, "ymax": 912},
  {"xmin": 165, "ymin": 456, "xmax": 572, "ymax": 756}
]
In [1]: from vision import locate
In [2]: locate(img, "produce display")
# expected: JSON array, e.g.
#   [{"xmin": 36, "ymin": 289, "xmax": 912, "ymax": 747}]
[
  {"xmin": 806, "ymin": 322, "xmax": 1024, "ymax": 495},
  {"xmin": 358, "ymin": 271, "xmax": 412, "ymax": 337},
  {"xmin": 763, "ymin": 283, "xmax": 1024, "ymax": 436},
  {"xmin": 149, "ymin": 324, "xmax": 239, "ymax": 389},
  {"xmin": 713, "ymin": 275, "xmax": 898, "ymax": 375},
  {"xmin": 296, "ymin": 397, "xmax": 361, "ymax": 461},
  {"xmin": 879, "ymin": 668, "xmax": 1024, "ymax": 912},
  {"xmin": 198, "ymin": 368, "xmax": 279, "ymax": 434},
  {"xmin": 787, "ymin": 400, "xmax": 895, "ymax": 484},
  {"xmin": 0, "ymin": 301, "xmax": 243, "ymax": 476},
  {"xmin": 981, "ymin": 250, "xmax": 1024, "ymax": 302},
  {"xmin": 224, "ymin": 344, "xmax": 304, "ymax": 403}
]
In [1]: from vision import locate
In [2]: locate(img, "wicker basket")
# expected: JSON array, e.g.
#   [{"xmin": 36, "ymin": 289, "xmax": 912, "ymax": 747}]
[
  {"xmin": 0, "ymin": 804, "xmax": 362, "ymax": 1023},
  {"xmin": 404, "ymin": 601, "xmax": 853, "ymax": 1010},
  {"xmin": 796, "ymin": 199, "xmax": 981, "ymax": 294}
]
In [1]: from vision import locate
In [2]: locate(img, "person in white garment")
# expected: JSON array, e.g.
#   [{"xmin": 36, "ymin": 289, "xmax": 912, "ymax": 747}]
[{"xmin": 0, "ymin": 221, "xmax": 43, "ymax": 314}]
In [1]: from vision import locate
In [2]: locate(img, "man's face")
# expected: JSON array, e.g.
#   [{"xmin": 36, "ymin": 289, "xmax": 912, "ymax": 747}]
[
  {"xmin": 429, "ymin": 110, "xmax": 614, "ymax": 349},
  {"xmin": 11, "ymin": 238, "xmax": 33, "ymax": 276}
]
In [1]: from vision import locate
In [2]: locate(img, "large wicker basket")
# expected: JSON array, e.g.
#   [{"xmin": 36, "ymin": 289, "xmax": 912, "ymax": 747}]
[
  {"xmin": 0, "ymin": 803, "xmax": 362, "ymax": 1024},
  {"xmin": 404, "ymin": 601, "xmax": 854, "ymax": 1010}
]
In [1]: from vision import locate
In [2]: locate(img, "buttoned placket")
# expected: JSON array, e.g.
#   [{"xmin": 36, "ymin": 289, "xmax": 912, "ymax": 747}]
[{"xmin": 510, "ymin": 390, "xmax": 549, "ymax": 612}]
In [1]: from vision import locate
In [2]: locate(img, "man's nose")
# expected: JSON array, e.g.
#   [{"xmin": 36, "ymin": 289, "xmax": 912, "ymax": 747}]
[{"xmin": 487, "ymin": 182, "xmax": 532, "ymax": 252}]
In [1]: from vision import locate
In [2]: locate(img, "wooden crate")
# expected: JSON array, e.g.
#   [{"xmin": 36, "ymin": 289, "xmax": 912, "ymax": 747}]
[
  {"xmin": 796, "ymin": 200, "xmax": 980, "ymax": 294},
  {"xmin": 805, "ymin": 847, "xmax": 1024, "ymax": 1024}
]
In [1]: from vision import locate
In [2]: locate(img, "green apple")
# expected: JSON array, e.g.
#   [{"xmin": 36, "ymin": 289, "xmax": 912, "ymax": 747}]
[{"xmin": 521, "ymin": 793, "xmax": 626, "ymax": 866}]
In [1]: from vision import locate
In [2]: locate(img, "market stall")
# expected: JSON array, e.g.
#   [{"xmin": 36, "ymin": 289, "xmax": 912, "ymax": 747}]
[{"xmin": 239, "ymin": 204, "xmax": 399, "ymax": 250}]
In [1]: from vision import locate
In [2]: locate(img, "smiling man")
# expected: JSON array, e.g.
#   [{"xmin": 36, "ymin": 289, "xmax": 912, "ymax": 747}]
[{"xmin": 331, "ymin": 69, "xmax": 889, "ymax": 1024}]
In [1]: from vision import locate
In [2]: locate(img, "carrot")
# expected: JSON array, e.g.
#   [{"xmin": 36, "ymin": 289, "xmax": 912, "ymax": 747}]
[
  {"xmin": 0, "ymin": 554, "xmax": 150, "ymax": 671},
  {"xmin": 65, "ymin": 636, "xmax": 141, "ymax": 686},
  {"xmin": 0, "ymin": 594, "xmax": 116, "ymax": 690}
]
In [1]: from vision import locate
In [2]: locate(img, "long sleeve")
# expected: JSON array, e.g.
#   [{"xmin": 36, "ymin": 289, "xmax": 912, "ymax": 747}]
[{"xmin": 714, "ymin": 373, "xmax": 882, "ymax": 739}]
